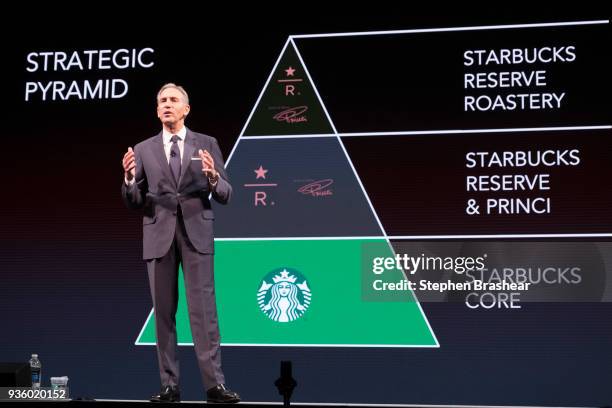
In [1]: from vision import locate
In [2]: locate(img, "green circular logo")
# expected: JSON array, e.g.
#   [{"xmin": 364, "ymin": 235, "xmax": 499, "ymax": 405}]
[{"xmin": 257, "ymin": 267, "xmax": 311, "ymax": 323}]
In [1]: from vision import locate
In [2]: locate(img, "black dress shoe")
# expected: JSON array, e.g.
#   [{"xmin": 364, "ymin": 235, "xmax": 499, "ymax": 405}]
[
  {"xmin": 206, "ymin": 384, "xmax": 240, "ymax": 403},
  {"xmin": 150, "ymin": 385, "xmax": 181, "ymax": 402}
]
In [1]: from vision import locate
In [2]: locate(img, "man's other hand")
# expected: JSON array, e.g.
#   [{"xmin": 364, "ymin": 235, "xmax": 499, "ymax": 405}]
[
  {"xmin": 199, "ymin": 149, "xmax": 218, "ymax": 180},
  {"xmin": 123, "ymin": 147, "xmax": 136, "ymax": 181}
]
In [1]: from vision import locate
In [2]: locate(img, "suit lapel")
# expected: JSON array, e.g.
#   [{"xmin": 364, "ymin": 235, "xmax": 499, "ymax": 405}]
[
  {"xmin": 178, "ymin": 129, "xmax": 196, "ymax": 189},
  {"xmin": 152, "ymin": 132, "xmax": 178, "ymax": 189}
]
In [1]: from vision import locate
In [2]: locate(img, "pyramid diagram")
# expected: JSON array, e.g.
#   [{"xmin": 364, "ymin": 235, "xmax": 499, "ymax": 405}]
[{"xmin": 136, "ymin": 39, "xmax": 438, "ymax": 347}]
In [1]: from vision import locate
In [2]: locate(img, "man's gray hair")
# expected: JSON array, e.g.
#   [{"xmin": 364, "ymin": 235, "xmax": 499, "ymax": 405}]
[{"xmin": 157, "ymin": 83, "xmax": 189, "ymax": 104}]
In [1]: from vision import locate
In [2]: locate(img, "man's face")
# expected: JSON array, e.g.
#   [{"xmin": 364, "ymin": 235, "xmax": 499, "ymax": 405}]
[{"xmin": 157, "ymin": 87, "xmax": 190, "ymax": 126}]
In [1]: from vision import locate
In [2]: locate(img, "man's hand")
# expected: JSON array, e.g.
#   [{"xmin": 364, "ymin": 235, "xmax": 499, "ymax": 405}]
[
  {"xmin": 122, "ymin": 147, "xmax": 136, "ymax": 181},
  {"xmin": 199, "ymin": 149, "xmax": 218, "ymax": 180}
]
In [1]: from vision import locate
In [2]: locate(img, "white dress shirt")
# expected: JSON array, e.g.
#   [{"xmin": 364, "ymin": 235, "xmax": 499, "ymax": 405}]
[
  {"xmin": 125, "ymin": 126, "xmax": 186, "ymax": 186},
  {"xmin": 162, "ymin": 126, "xmax": 186, "ymax": 163}
]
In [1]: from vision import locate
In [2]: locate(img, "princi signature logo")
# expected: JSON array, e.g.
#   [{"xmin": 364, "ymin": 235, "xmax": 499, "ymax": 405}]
[
  {"xmin": 297, "ymin": 179, "xmax": 334, "ymax": 197},
  {"xmin": 273, "ymin": 106, "xmax": 308, "ymax": 123}
]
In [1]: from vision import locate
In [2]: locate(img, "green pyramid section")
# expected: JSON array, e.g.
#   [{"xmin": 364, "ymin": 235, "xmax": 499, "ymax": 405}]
[
  {"xmin": 242, "ymin": 41, "xmax": 335, "ymax": 136},
  {"xmin": 136, "ymin": 239, "xmax": 437, "ymax": 346}
]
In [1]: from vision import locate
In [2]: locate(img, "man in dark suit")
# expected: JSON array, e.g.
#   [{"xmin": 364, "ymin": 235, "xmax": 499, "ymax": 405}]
[{"xmin": 121, "ymin": 83, "xmax": 240, "ymax": 403}]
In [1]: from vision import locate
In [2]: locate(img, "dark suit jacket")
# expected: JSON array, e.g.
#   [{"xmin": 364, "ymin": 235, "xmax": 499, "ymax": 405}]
[{"xmin": 122, "ymin": 128, "xmax": 232, "ymax": 259}]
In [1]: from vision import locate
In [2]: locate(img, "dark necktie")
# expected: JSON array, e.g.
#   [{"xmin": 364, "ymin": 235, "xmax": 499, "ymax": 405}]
[{"xmin": 169, "ymin": 134, "xmax": 181, "ymax": 184}]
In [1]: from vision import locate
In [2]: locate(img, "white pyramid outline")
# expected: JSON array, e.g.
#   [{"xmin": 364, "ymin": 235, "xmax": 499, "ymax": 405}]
[
  {"xmin": 136, "ymin": 26, "xmax": 612, "ymax": 352},
  {"xmin": 135, "ymin": 19, "xmax": 612, "ymax": 346},
  {"xmin": 136, "ymin": 37, "xmax": 438, "ymax": 348},
  {"xmin": 290, "ymin": 19, "xmax": 608, "ymax": 39}
]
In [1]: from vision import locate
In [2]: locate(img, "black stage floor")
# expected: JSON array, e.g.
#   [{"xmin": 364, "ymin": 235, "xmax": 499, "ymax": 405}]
[{"xmin": 0, "ymin": 401, "xmax": 594, "ymax": 408}]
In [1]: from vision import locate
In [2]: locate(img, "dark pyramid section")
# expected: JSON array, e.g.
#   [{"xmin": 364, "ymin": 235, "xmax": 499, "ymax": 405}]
[
  {"xmin": 243, "ymin": 41, "xmax": 335, "ymax": 136},
  {"xmin": 213, "ymin": 137, "xmax": 383, "ymax": 237}
]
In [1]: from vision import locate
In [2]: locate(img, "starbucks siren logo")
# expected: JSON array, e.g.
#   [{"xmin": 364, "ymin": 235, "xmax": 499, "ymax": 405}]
[{"xmin": 257, "ymin": 268, "xmax": 311, "ymax": 322}]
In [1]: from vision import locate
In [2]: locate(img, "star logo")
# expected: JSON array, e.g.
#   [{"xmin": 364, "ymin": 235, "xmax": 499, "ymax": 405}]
[
  {"xmin": 254, "ymin": 165, "xmax": 268, "ymax": 179},
  {"xmin": 284, "ymin": 66, "xmax": 296, "ymax": 77}
]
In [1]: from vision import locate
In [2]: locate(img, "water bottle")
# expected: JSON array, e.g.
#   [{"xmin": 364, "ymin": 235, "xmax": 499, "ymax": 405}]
[{"xmin": 29, "ymin": 354, "xmax": 41, "ymax": 389}]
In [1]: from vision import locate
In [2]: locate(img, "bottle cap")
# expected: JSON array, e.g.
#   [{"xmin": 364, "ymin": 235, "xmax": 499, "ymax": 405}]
[{"xmin": 32, "ymin": 354, "xmax": 38, "ymax": 358}]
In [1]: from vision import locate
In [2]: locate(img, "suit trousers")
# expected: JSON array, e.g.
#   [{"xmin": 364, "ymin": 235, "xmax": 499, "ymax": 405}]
[{"xmin": 146, "ymin": 208, "xmax": 225, "ymax": 389}]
